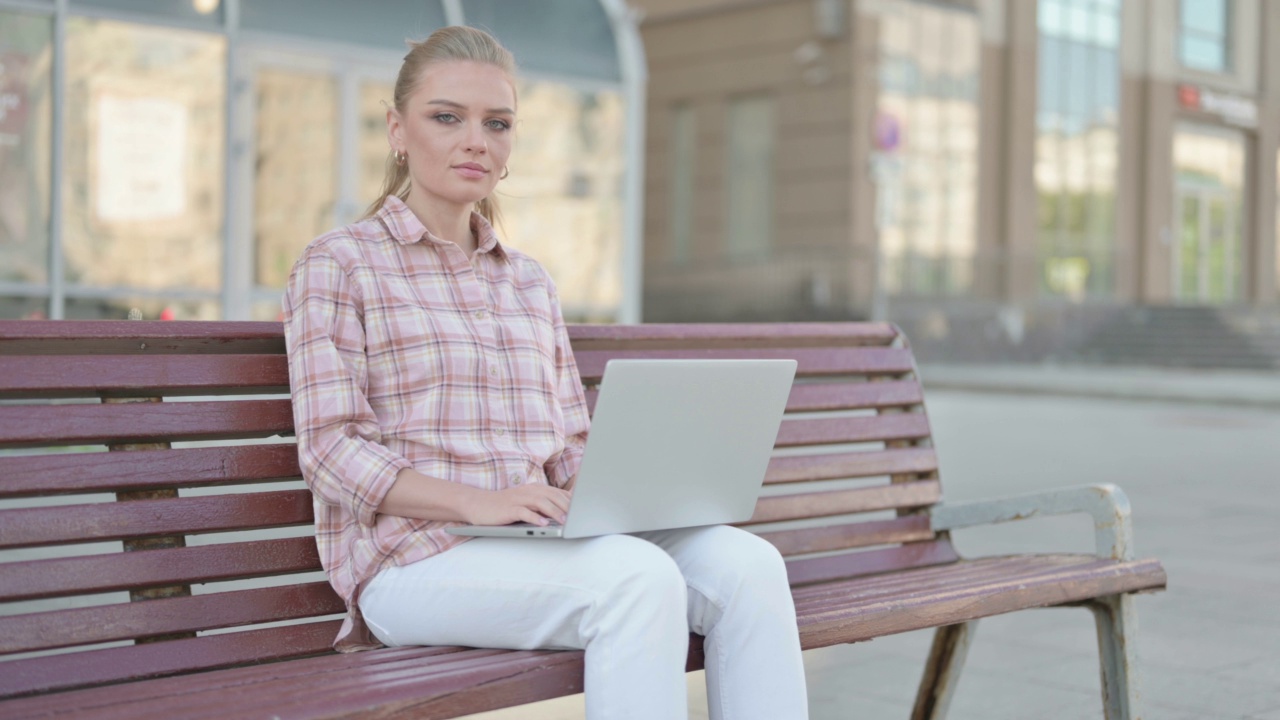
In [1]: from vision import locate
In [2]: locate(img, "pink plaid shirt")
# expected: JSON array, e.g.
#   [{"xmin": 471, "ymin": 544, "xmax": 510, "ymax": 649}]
[{"xmin": 283, "ymin": 196, "xmax": 590, "ymax": 651}]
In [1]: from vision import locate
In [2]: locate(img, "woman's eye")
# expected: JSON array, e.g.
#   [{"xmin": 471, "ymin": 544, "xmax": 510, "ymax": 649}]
[
  {"xmin": 486, "ymin": 119, "xmax": 512, "ymax": 131},
  {"xmin": 433, "ymin": 113, "xmax": 459, "ymax": 124}
]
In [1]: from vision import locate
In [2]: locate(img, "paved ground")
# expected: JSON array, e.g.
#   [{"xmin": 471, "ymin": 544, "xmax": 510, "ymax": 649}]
[{"xmin": 465, "ymin": 366, "xmax": 1280, "ymax": 719}]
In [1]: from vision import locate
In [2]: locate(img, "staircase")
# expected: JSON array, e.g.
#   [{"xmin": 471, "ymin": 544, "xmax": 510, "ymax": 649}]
[{"xmin": 1074, "ymin": 306, "xmax": 1280, "ymax": 370}]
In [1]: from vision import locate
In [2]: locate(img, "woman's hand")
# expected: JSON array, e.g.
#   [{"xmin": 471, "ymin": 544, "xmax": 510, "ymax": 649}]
[{"xmin": 463, "ymin": 483, "xmax": 572, "ymax": 527}]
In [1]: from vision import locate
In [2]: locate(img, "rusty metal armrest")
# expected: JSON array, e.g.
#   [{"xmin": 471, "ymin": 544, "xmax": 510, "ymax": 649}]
[{"xmin": 928, "ymin": 483, "xmax": 1134, "ymax": 561}]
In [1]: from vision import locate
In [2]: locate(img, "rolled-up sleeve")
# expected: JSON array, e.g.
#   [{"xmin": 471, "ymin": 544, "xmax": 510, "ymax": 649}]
[
  {"xmin": 543, "ymin": 283, "xmax": 590, "ymax": 488},
  {"xmin": 283, "ymin": 247, "xmax": 412, "ymax": 528}
]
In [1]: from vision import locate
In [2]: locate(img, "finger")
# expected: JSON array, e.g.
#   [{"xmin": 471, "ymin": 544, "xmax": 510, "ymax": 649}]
[
  {"xmin": 533, "ymin": 496, "xmax": 567, "ymax": 523},
  {"xmin": 518, "ymin": 507, "xmax": 548, "ymax": 526},
  {"xmin": 542, "ymin": 489, "xmax": 571, "ymax": 517}
]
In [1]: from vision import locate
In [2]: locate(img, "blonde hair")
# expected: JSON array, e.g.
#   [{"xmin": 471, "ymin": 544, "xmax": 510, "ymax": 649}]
[{"xmin": 364, "ymin": 26, "xmax": 517, "ymax": 223}]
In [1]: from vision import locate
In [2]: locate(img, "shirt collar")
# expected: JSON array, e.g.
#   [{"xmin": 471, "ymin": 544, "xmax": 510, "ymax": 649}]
[{"xmin": 376, "ymin": 195, "xmax": 507, "ymax": 259}]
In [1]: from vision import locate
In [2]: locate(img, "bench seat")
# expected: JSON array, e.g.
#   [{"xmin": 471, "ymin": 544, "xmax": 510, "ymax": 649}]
[{"xmin": 1, "ymin": 553, "xmax": 1164, "ymax": 720}]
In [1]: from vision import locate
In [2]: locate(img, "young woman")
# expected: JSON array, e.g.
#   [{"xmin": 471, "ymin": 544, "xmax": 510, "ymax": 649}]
[{"xmin": 283, "ymin": 26, "xmax": 809, "ymax": 720}]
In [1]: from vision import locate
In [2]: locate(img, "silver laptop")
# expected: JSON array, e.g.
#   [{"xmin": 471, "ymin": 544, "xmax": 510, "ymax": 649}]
[{"xmin": 447, "ymin": 359, "xmax": 797, "ymax": 539}]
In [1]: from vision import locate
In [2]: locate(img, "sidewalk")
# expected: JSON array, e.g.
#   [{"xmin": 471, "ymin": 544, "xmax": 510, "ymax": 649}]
[{"xmin": 917, "ymin": 362, "xmax": 1280, "ymax": 409}]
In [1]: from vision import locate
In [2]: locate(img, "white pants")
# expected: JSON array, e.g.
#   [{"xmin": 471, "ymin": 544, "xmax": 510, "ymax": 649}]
[{"xmin": 360, "ymin": 524, "xmax": 809, "ymax": 720}]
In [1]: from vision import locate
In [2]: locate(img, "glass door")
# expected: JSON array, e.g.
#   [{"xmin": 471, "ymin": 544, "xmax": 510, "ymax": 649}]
[
  {"xmin": 1172, "ymin": 123, "xmax": 1245, "ymax": 305},
  {"xmin": 230, "ymin": 47, "xmax": 396, "ymax": 319}
]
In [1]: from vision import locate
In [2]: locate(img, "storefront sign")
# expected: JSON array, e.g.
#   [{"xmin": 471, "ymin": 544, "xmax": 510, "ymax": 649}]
[
  {"xmin": 0, "ymin": 54, "xmax": 29, "ymax": 145},
  {"xmin": 96, "ymin": 94, "xmax": 187, "ymax": 221},
  {"xmin": 1177, "ymin": 83, "xmax": 1258, "ymax": 128}
]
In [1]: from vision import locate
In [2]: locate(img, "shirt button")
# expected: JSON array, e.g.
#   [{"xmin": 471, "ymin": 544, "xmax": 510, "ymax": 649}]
[
  {"xmin": 488, "ymin": 366, "xmax": 497, "ymax": 376},
  {"xmin": 495, "ymin": 428, "xmax": 506, "ymax": 437},
  {"xmin": 475, "ymin": 309, "xmax": 486, "ymax": 320},
  {"xmin": 510, "ymin": 474, "xmax": 522, "ymax": 485}
]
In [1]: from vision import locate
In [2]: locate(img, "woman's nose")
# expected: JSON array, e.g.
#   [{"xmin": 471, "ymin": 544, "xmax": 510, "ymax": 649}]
[{"xmin": 463, "ymin": 123, "xmax": 487, "ymax": 154}]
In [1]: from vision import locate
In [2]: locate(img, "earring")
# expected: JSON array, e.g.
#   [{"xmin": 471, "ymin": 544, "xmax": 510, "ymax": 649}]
[
  {"xmin": 500, "ymin": 166, "xmax": 509, "ymax": 180},
  {"xmin": 395, "ymin": 150, "xmax": 407, "ymax": 166}
]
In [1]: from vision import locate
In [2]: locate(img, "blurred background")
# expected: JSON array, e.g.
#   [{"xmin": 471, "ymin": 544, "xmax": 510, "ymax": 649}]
[{"xmin": 1, "ymin": 0, "xmax": 1278, "ymax": 368}]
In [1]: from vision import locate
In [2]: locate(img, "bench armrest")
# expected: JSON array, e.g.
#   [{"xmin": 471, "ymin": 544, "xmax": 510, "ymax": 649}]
[{"xmin": 929, "ymin": 483, "xmax": 1133, "ymax": 561}]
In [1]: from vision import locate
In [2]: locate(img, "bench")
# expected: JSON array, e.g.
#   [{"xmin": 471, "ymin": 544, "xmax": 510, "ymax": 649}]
[{"xmin": 0, "ymin": 320, "xmax": 1166, "ymax": 719}]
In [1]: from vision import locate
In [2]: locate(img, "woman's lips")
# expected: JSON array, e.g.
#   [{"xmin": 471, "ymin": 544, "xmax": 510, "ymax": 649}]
[{"xmin": 453, "ymin": 163, "xmax": 488, "ymax": 180}]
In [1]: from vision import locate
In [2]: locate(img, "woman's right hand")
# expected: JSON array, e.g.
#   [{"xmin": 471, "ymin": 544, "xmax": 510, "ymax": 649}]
[{"xmin": 463, "ymin": 483, "xmax": 572, "ymax": 527}]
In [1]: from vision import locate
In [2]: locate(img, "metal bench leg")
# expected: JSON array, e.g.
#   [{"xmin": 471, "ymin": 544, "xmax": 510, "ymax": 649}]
[
  {"xmin": 910, "ymin": 621, "xmax": 978, "ymax": 720},
  {"xmin": 1088, "ymin": 594, "xmax": 1144, "ymax": 720}
]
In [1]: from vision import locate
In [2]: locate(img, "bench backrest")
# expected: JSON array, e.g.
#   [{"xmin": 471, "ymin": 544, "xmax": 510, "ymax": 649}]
[{"xmin": 0, "ymin": 320, "xmax": 952, "ymax": 698}]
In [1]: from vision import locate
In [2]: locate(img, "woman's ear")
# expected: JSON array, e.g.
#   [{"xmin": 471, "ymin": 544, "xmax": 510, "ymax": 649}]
[{"xmin": 386, "ymin": 107, "xmax": 403, "ymax": 152}]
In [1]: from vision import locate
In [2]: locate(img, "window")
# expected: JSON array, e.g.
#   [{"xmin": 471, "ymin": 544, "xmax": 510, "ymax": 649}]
[
  {"xmin": 252, "ymin": 69, "xmax": 339, "ymax": 290},
  {"xmin": 1180, "ymin": 0, "xmax": 1232, "ymax": 73},
  {"xmin": 725, "ymin": 95, "xmax": 774, "ymax": 261},
  {"xmin": 875, "ymin": 0, "xmax": 981, "ymax": 297},
  {"xmin": 668, "ymin": 104, "xmax": 695, "ymax": 264},
  {"xmin": 497, "ymin": 82, "xmax": 626, "ymax": 320},
  {"xmin": 1036, "ymin": 0, "xmax": 1122, "ymax": 300},
  {"xmin": 61, "ymin": 17, "xmax": 226, "ymax": 318},
  {"xmin": 0, "ymin": 9, "xmax": 53, "ymax": 315}
]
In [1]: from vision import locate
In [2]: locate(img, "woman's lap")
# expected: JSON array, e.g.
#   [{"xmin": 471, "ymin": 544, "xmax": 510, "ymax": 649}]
[{"xmin": 359, "ymin": 525, "xmax": 785, "ymax": 650}]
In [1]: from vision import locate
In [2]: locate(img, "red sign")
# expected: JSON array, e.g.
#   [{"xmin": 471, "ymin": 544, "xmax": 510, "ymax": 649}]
[
  {"xmin": 1176, "ymin": 82, "xmax": 1258, "ymax": 127},
  {"xmin": 1176, "ymin": 83, "xmax": 1200, "ymax": 110}
]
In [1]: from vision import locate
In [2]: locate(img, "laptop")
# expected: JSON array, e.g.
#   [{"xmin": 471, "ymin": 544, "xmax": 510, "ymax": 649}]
[{"xmin": 447, "ymin": 358, "xmax": 797, "ymax": 539}]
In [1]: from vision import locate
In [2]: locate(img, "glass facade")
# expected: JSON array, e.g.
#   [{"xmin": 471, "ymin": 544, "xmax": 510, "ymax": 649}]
[
  {"xmin": 1172, "ymin": 123, "xmax": 1245, "ymax": 304},
  {"xmin": 62, "ymin": 17, "xmax": 226, "ymax": 317},
  {"xmin": 875, "ymin": 0, "xmax": 981, "ymax": 297},
  {"xmin": 0, "ymin": 9, "xmax": 52, "ymax": 302},
  {"xmin": 725, "ymin": 95, "xmax": 774, "ymax": 261},
  {"xmin": 1036, "ymin": 0, "xmax": 1121, "ymax": 301},
  {"xmin": 252, "ymin": 68, "xmax": 338, "ymax": 290},
  {"xmin": 1180, "ymin": 0, "xmax": 1232, "ymax": 73},
  {"xmin": 494, "ymin": 81, "xmax": 625, "ymax": 319},
  {"xmin": 0, "ymin": 0, "xmax": 631, "ymax": 322}
]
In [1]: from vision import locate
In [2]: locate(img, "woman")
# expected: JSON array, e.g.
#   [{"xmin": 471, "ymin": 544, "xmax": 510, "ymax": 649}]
[{"xmin": 283, "ymin": 26, "xmax": 808, "ymax": 720}]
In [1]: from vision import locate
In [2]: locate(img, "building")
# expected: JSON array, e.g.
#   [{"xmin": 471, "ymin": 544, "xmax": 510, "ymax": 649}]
[
  {"xmin": 0, "ymin": 0, "xmax": 645, "ymax": 323},
  {"xmin": 636, "ymin": 0, "xmax": 1280, "ymax": 362}
]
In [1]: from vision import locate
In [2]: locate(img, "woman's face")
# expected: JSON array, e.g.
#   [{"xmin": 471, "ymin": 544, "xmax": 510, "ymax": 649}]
[{"xmin": 388, "ymin": 60, "xmax": 516, "ymax": 214}]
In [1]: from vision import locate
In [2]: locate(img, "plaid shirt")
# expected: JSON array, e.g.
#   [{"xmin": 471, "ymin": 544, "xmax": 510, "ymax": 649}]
[{"xmin": 283, "ymin": 196, "xmax": 590, "ymax": 651}]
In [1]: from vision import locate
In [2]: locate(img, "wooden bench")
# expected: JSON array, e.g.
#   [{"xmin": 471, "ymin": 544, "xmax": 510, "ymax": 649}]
[{"xmin": 0, "ymin": 320, "xmax": 1166, "ymax": 719}]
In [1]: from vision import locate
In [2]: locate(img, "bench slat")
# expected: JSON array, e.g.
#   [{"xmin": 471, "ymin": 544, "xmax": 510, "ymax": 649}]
[
  {"xmin": 567, "ymin": 322, "xmax": 899, "ymax": 347},
  {"xmin": 0, "ymin": 355, "xmax": 289, "ymax": 399},
  {"xmin": 584, "ymin": 379, "xmax": 925, "ymax": 416},
  {"xmin": 784, "ymin": 539, "xmax": 959, "ymax": 586},
  {"xmin": 764, "ymin": 447, "xmax": 937, "ymax": 484},
  {"xmin": 743, "ymin": 480, "xmax": 940, "ymax": 525},
  {"xmin": 791, "ymin": 552, "xmax": 1092, "ymax": 609},
  {"xmin": 0, "ymin": 444, "xmax": 301, "ymax": 498},
  {"xmin": 0, "ymin": 537, "xmax": 321, "ymax": 602},
  {"xmin": 796, "ymin": 556, "xmax": 1167, "ymax": 650},
  {"xmin": 0, "ymin": 620, "xmax": 343, "ymax": 699},
  {"xmin": 0, "ymin": 321, "xmax": 286, "ymax": 355},
  {"xmin": 32, "ymin": 648, "xmax": 578, "ymax": 720},
  {"xmin": 757, "ymin": 515, "xmax": 935, "ymax": 557},
  {"xmin": 0, "ymin": 581, "xmax": 343, "ymax": 655},
  {"xmin": 775, "ymin": 413, "xmax": 931, "ymax": 447},
  {"xmin": 573, "ymin": 347, "xmax": 915, "ymax": 382},
  {"xmin": 0, "ymin": 490, "xmax": 313, "ymax": 549},
  {"xmin": 0, "ymin": 399, "xmax": 294, "ymax": 449},
  {"xmin": 785, "ymin": 380, "xmax": 923, "ymax": 410}
]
